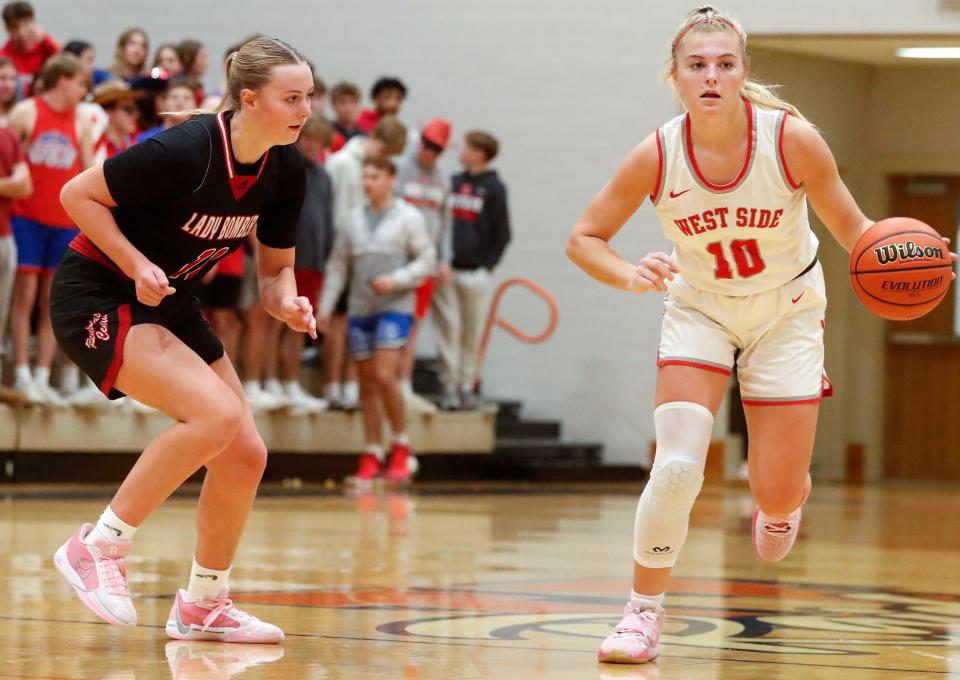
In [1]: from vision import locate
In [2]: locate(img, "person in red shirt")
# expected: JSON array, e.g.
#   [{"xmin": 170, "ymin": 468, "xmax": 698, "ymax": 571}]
[
  {"xmin": 7, "ymin": 52, "xmax": 92, "ymax": 404},
  {"xmin": 0, "ymin": 115, "xmax": 30, "ymax": 392},
  {"xmin": 0, "ymin": 1, "xmax": 60, "ymax": 98},
  {"xmin": 356, "ymin": 76, "xmax": 407, "ymax": 135},
  {"xmin": 329, "ymin": 80, "xmax": 363, "ymax": 153}
]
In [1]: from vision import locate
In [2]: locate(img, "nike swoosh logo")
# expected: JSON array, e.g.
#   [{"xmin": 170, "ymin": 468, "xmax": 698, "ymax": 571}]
[
  {"xmin": 791, "ymin": 292, "xmax": 805, "ymax": 304},
  {"xmin": 194, "ymin": 574, "xmax": 218, "ymax": 580},
  {"xmin": 669, "ymin": 188, "xmax": 692, "ymax": 198},
  {"xmin": 175, "ymin": 603, "xmax": 192, "ymax": 636}
]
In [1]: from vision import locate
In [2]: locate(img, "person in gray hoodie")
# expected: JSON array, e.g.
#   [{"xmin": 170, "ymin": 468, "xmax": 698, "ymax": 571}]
[
  {"xmin": 318, "ymin": 157, "xmax": 436, "ymax": 488},
  {"xmin": 394, "ymin": 117, "xmax": 452, "ymax": 414}
]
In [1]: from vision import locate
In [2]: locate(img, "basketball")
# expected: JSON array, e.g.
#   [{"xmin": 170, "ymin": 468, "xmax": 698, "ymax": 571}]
[{"xmin": 849, "ymin": 218, "xmax": 953, "ymax": 321}]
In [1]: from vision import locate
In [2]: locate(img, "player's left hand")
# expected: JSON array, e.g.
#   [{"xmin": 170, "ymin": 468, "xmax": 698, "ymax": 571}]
[
  {"xmin": 280, "ymin": 296, "xmax": 317, "ymax": 339},
  {"xmin": 370, "ymin": 275, "xmax": 396, "ymax": 294}
]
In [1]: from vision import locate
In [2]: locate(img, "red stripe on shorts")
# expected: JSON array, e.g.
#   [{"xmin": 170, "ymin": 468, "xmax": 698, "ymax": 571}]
[{"xmin": 100, "ymin": 303, "xmax": 132, "ymax": 397}]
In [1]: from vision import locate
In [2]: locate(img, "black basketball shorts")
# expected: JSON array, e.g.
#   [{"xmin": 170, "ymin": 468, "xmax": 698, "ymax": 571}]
[{"xmin": 51, "ymin": 249, "xmax": 224, "ymax": 399}]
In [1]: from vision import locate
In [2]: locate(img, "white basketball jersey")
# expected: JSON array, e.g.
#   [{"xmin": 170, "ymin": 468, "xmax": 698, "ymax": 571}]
[{"xmin": 652, "ymin": 101, "xmax": 818, "ymax": 296}]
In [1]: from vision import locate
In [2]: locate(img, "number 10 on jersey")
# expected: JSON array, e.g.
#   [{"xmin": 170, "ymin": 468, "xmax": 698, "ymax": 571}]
[{"xmin": 705, "ymin": 239, "xmax": 766, "ymax": 280}]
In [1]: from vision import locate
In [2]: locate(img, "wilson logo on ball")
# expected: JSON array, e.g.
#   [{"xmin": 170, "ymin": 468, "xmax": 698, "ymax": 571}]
[{"xmin": 873, "ymin": 241, "xmax": 943, "ymax": 265}]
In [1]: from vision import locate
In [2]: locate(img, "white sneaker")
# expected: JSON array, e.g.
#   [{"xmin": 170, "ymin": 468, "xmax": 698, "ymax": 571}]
[
  {"xmin": 323, "ymin": 384, "xmax": 343, "ymax": 410},
  {"xmin": 35, "ymin": 380, "xmax": 68, "ymax": 409},
  {"xmin": 263, "ymin": 379, "xmax": 291, "ymax": 408},
  {"xmin": 340, "ymin": 383, "xmax": 360, "ymax": 411},
  {"xmin": 14, "ymin": 372, "xmax": 46, "ymax": 405},
  {"xmin": 68, "ymin": 382, "xmax": 110, "ymax": 409},
  {"xmin": 284, "ymin": 382, "xmax": 328, "ymax": 416},
  {"xmin": 244, "ymin": 383, "xmax": 285, "ymax": 413},
  {"xmin": 404, "ymin": 390, "xmax": 438, "ymax": 414}
]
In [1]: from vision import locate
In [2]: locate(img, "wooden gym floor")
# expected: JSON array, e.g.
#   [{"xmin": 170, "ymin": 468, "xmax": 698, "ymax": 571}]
[{"xmin": 1, "ymin": 482, "xmax": 959, "ymax": 679}]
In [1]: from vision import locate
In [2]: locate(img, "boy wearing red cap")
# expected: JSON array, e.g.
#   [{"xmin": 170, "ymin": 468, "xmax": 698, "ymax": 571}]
[{"xmin": 394, "ymin": 118, "xmax": 451, "ymax": 412}]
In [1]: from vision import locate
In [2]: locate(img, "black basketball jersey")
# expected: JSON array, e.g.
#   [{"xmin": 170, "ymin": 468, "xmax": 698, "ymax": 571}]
[{"xmin": 71, "ymin": 111, "xmax": 305, "ymax": 316}]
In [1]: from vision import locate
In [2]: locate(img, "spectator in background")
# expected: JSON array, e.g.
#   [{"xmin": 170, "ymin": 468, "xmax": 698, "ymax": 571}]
[
  {"xmin": 7, "ymin": 53, "xmax": 93, "ymax": 405},
  {"xmin": 63, "ymin": 39, "xmax": 109, "ymax": 90},
  {"xmin": 136, "ymin": 79, "xmax": 196, "ymax": 143},
  {"xmin": 0, "ymin": 1, "xmax": 59, "ymax": 98},
  {"xmin": 310, "ymin": 74, "xmax": 326, "ymax": 115},
  {"xmin": 199, "ymin": 248, "xmax": 245, "ymax": 363},
  {"xmin": 0, "ymin": 56, "xmax": 16, "ymax": 120},
  {"xmin": 277, "ymin": 112, "xmax": 334, "ymax": 414},
  {"xmin": 394, "ymin": 117, "xmax": 452, "ymax": 414},
  {"xmin": 177, "ymin": 40, "xmax": 208, "ymax": 92},
  {"xmin": 324, "ymin": 116, "xmax": 408, "ymax": 409},
  {"xmin": 110, "ymin": 28, "xmax": 148, "ymax": 82},
  {"xmin": 152, "ymin": 43, "xmax": 183, "ymax": 80},
  {"xmin": 329, "ymin": 80, "xmax": 362, "ymax": 153},
  {"xmin": 356, "ymin": 76, "xmax": 407, "ymax": 135},
  {"xmin": 0, "ymin": 101, "xmax": 29, "ymax": 391},
  {"xmin": 433, "ymin": 131, "xmax": 511, "ymax": 410},
  {"xmin": 318, "ymin": 157, "xmax": 435, "ymax": 487},
  {"xmin": 92, "ymin": 79, "xmax": 138, "ymax": 161}
]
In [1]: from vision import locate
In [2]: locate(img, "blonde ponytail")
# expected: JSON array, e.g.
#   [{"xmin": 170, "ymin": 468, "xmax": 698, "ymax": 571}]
[{"xmin": 669, "ymin": 5, "xmax": 809, "ymax": 123}]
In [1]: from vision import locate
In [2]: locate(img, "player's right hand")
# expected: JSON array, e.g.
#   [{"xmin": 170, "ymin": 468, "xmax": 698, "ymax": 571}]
[
  {"xmin": 626, "ymin": 252, "xmax": 679, "ymax": 294},
  {"xmin": 134, "ymin": 263, "xmax": 176, "ymax": 307}
]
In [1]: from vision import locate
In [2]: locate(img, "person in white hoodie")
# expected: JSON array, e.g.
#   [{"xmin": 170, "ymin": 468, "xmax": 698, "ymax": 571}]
[
  {"xmin": 318, "ymin": 157, "xmax": 435, "ymax": 488},
  {"xmin": 322, "ymin": 115, "xmax": 407, "ymax": 409}
]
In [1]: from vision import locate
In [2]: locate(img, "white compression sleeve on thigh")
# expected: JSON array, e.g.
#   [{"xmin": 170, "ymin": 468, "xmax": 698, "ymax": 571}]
[{"xmin": 634, "ymin": 401, "xmax": 713, "ymax": 568}]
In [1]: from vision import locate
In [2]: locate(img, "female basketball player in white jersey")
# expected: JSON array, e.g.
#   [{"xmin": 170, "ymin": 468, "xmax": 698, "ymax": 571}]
[
  {"xmin": 569, "ymin": 5, "xmax": 953, "ymax": 664},
  {"xmin": 50, "ymin": 37, "xmax": 315, "ymax": 643}
]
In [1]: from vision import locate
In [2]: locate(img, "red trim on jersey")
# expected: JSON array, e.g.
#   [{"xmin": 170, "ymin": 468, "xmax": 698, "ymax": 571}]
[
  {"xmin": 657, "ymin": 358, "xmax": 732, "ymax": 376},
  {"xmin": 216, "ymin": 111, "xmax": 270, "ymax": 200},
  {"xmin": 742, "ymin": 396, "xmax": 822, "ymax": 406},
  {"xmin": 652, "ymin": 127, "xmax": 663, "ymax": 201},
  {"xmin": 778, "ymin": 112, "xmax": 800, "ymax": 190},
  {"xmin": 685, "ymin": 99, "xmax": 753, "ymax": 191},
  {"xmin": 100, "ymin": 303, "xmax": 132, "ymax": 397},
  {"xmin": 69, "ymin": 234, "xmax": 129, "ymax": 280}
]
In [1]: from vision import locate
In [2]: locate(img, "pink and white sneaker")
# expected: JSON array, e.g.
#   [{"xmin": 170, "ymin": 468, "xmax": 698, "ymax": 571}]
[
  {"xmin": 53, "ymin": 523, "xmax": 136, "ymax": 626},
  {"xmin": 753, "ymin": 507, "xmax": 802, "ymax": 563},
  {"xmin": 598, "ymin": 603, "xmax": 665, "ymax": 664},
  {"xmin": 166, "ymin": 588, "xmax": 284, "ymax": 643}
]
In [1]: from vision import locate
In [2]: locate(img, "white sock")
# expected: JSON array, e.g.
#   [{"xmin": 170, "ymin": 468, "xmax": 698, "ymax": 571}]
[
  {"xmin": 84, "ymin": 506, "xmax": 138, "ymax": 544},
  {"xmin": 34, "ymin": 366, "xmax": 50, "ymax": 387},
  {"xmin": 264, "ymin": 377, "xmax": 283, "ymax": 393},
  {"xmin": 394, "ymin": 432, "xmax": 410, "ymax": 446},
  {"xmin": 400, "ymin": 379, "xmax": 413, "ymax": 396},
  {"xmin": 185, "ymin": 558, "xmax": 230, "ymax": 602},
  {"xmin": 242, "ymin": 380, "xmax": 261, "ymax": 393},
  {"xmin": 60, "ymin": 364, "xmax": 80, "ymax": 394},
  {"xmin": 343, "ymin": 381, "xmax": 359, "ymax": 402},
  {"xmin": 630, "ymin": 590, "xmax": 665, "ymax": 610},
  {"xmin": 14, "ymin": 364, "xmax": 31, "ymax": 384},
  {"xmin": 365, "ymin": 443, "xmax": 385, "ymax": 461}
]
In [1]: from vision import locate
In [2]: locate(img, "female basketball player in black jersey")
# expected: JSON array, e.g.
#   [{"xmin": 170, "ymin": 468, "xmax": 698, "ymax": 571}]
[{"xmin": 50, "ymin": 37, "xmax": 315, "ymax": 643}]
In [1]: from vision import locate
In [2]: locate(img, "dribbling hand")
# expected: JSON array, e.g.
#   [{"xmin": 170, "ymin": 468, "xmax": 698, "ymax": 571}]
[
  {"xmin": 280, "ymin": 296, "xmax": 318, "ymax": 339},
  {"xmin": 134, "ymin": 263, "xmax": 176, "ymax": 307},
  {"xmin": 626, "ymin": 252, "xmax": 679, "ymax": 293}
]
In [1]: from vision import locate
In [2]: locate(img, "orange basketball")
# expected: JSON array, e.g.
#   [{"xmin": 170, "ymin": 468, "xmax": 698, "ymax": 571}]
[{"xmin": 849, "ymin": 217, "xmax": 953, "ymax": 321}]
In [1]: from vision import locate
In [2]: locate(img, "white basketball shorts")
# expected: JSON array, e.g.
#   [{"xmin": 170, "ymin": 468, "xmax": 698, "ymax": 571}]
[{"xmin": 657, "ymin": 261, "xmax": 832, "ymax": 405}]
